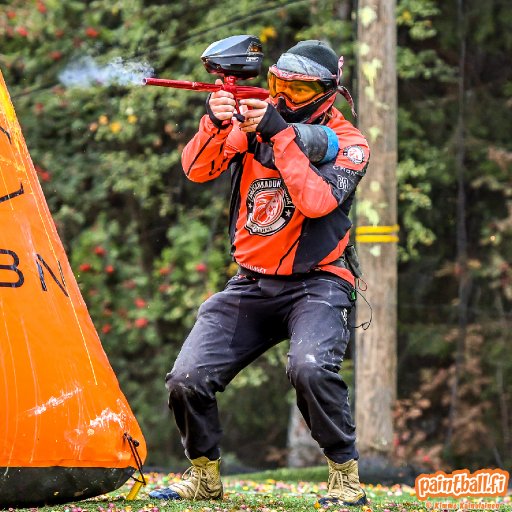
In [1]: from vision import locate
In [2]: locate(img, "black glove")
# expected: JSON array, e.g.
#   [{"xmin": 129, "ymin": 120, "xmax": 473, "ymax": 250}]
[{"xmin": 256, "ymin": 104, "xmax": 288, "ymax": 141}]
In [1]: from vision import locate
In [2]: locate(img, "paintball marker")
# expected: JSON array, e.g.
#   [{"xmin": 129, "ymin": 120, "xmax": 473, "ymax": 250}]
[
  {"xmin": 144, "ymin": 35, "xmax": 269, "ymax": 122},
  {"xmin": 145, "ymin": 35, "xmax": 339, "ymax": 164}
]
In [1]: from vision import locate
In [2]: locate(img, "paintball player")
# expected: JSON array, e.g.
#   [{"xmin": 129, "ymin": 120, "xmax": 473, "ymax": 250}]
[{"xmin": 150, "ymin": 40, "xmax": 370, "ymax": 507}]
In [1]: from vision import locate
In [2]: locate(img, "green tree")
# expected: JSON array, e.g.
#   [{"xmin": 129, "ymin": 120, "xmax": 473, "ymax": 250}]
[{"xmin": 394, "ymin": 0, "xmax": 512, "ymax": 470}]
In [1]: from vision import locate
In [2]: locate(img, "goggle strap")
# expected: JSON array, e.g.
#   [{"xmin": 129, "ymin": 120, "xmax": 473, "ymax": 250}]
[
  {"xmin": 338, "ymin": 85, "xmax": 357, "ymax": 118},
  {"xmin": 337, "ymin": 56, "xmax": 344, "ymax": 83}
]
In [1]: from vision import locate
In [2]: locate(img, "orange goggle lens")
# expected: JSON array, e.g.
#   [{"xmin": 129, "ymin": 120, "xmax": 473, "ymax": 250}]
[{"xmin": 267, "ymin": 72, "xmax": 326, "ymax": 105}]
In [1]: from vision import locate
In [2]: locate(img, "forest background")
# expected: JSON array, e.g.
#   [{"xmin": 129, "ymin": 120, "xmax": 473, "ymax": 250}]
[{"xmin": 1, "ymin": 0, "xmax": 511, "ymax": 476}]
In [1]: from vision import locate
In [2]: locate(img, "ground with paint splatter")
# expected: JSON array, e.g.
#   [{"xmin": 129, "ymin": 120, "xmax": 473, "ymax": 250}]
[{"xmin": 13, "ymin": 470, "xmax": 512, "ymax": 512}]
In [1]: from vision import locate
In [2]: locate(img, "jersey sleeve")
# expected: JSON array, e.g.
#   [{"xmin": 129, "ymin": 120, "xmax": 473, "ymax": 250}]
[
  {"xmin": 181, "ymin": 115, "xmax": 248, "ymax": 183},
  {"xmin": 314, "ymin": 132, "xmax": 370, "ymax": 206},
  {"xmin": 271, "ymin": 127, "xmax": 338, "ymax": 217}
]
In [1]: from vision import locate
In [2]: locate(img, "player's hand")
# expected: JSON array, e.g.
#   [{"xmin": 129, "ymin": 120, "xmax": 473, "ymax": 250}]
[
  {"xmin": 238, "ymin": 99, "xmax": 268, "ymax": 133},
  {"xmin": 208, "ymin": 79, "xmax": 236, "ymax": 122}
]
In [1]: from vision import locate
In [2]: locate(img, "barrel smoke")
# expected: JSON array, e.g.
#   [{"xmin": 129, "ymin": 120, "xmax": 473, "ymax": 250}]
[{"xmin": 59, "ymin": 56, "xmax": 154, "ymax": 88}]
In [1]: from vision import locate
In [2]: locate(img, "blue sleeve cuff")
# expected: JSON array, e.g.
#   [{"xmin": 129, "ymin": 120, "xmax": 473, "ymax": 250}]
[{"xmin": 317, "ymin": 125, "xmax": 339, "ymax": 164}]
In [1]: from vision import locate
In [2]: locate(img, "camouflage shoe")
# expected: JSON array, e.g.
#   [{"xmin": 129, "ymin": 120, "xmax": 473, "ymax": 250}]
[
  {"xmin": 317, "ymin": 457, "xmax": 368, "ymax": 507},
  {"xmin": 149, "ymin": 456, "xmax": 223, "ymax": 500}
]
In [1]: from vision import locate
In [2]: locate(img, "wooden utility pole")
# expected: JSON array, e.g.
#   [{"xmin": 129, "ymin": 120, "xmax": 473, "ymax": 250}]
[
  {"xmin": 287, "ymin": 404, "xmax": 323, "ymax": 467},
  {"xmin": 354, "ymin": 0, "xmax": 398, "ymax": 459}
]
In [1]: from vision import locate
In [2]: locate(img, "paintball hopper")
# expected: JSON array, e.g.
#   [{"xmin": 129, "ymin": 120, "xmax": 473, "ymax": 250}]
[{"xmin": 201, "ymin": 35, "xmax": 263, "ymax": 79}]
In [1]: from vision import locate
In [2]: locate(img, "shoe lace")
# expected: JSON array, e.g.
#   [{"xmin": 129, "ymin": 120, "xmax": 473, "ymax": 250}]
[
  {"xmin": 178, "ymin": 465, "xmax": 208, "ymax": 499},
  {"xmin": 327, "ymin": 468, "xmax": 346, "ymax": 496}
]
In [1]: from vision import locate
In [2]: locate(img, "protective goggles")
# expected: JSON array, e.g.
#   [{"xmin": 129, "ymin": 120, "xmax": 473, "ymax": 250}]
[{"xmin": 267, "ymin": 66, "xmax": 331, "ymax": 106}]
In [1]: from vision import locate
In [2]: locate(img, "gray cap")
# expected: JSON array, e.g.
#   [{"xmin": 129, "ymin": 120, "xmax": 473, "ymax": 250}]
[{"xmin": 285, "ymin": 40, "xmax": 338, "ymax": 74}]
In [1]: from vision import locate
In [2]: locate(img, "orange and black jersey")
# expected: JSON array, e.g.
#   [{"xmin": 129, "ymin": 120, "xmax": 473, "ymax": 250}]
[{"xmin": 181, "ymin": 104, "xmax": 369, "ymax": 286}]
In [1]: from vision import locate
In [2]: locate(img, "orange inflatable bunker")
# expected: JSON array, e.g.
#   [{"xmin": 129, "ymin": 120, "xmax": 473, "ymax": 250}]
[{"xmin": 0, "ymin": 71, "xmax": 146, "ymax": 507}]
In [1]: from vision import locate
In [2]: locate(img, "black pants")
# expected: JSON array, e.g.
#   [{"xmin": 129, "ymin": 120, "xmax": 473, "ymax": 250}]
[{"xmin": 165, "ymin": 272, "xmax": 359, "ymax": 464}]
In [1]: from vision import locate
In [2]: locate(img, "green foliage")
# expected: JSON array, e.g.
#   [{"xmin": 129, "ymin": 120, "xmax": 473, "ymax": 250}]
[
  {"xmin": 397, "ymin": 47, "xmax": 455, "ymax": 81},
  {"xmin": 396, "ymin": 155, "xmax": 435, "ymax": 260},
  {"xmin": 397, "ymin": 0, "xmax": 439, "ymax": 40},
  {"xmin": 395, "ymin": 0, "xmax": 512, "ymax": 470}
]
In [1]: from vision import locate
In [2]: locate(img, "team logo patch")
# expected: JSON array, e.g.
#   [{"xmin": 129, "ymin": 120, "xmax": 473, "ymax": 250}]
[
  {"xmin": 343, "ymin": 145, "xmax": 365, "ymax": 165},
  {"xmin": 246, "ymin": 178, "xmax": 295, "ymax": 236}
]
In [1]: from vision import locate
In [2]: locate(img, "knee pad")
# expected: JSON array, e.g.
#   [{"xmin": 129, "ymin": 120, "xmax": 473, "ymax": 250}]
[
  {"xmin": 166, "ymin": 370, "xmax": 216, "ymax": 401},
  {"xmin": 287, "ymin": 359, "xmax": 322, "ymax": 389}
]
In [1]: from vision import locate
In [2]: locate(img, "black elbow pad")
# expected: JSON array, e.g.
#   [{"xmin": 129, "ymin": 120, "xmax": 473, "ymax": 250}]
[{"xmin": 292, "ymin": 124, "xmax": 339, "ymax": 164}]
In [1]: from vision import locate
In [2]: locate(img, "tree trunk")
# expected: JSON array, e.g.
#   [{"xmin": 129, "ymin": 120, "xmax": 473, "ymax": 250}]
[
  {"xmin": 354, "ymin": 0, "xmax": 398, "ymax": 459},
  {"xmin": 287, "ymin": 404, "xmax": 324, "ymax": 467}
]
